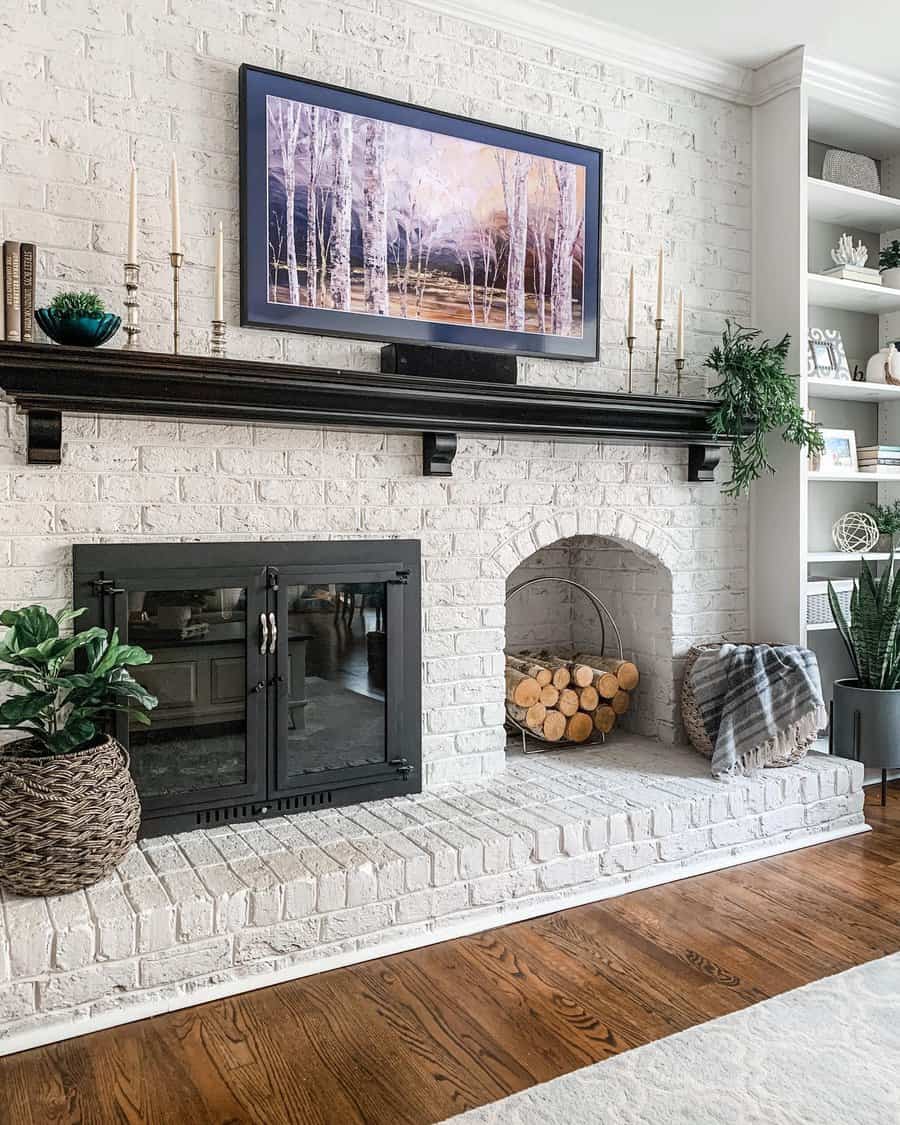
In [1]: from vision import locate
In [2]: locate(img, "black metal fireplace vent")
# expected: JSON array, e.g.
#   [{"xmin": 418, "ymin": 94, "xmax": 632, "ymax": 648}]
[
  {"xmin": 73, "ymin": 539, "xmax": 421, "ymax": 837},
  {"xmin": 195, "ymin": 790, "xmax": 333, "ymax": 828}
]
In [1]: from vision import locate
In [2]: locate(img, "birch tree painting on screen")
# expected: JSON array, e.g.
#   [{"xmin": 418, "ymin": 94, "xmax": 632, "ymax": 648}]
[{"xmin": 265, "ymin": 94, "xmax": 588, "ymax": 339}]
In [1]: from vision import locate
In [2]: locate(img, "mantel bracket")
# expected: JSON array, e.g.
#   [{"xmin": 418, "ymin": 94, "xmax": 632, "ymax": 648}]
[
  {"xmin": 687, "ymin": 444, "xmax": 721, "ymax": 483},
  {"xmin": 26, "ymin": 409, "xmax": 62, "ymax": 465},
  {"xmin": 423, "ymin": 432, "xmax": 458, "ymax": 477}
]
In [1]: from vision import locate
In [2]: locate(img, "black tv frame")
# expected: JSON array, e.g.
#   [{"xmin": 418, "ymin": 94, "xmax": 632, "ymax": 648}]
[{"xmin": 239, "ymin": 63, "xmax": 602, "ymax": 362}]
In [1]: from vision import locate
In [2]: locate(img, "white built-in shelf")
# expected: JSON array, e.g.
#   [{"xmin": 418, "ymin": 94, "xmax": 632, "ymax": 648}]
[
  {"xmin": 807, "ymin": 376, "xmax": 900, "ymax": 401},
  {"xmin": 807, "ymin": 273, "xmax": 900, "ymax": 314},
  {"xmin": 807, "ymin": 551, "xmax": 892, "ymax": 562},
  {"xmin": 808, "ymin": 470, "xmax": 900, "ymax": 482},
  {"xmin": 807, "ymin": 177, "xmax": 900, "ymax": 234}
]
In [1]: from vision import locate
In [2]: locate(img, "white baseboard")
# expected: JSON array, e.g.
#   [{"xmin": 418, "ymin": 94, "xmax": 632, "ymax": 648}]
[{"xmin": 1, "ymin": 818, "xmax": 869, "ymax": 1059}]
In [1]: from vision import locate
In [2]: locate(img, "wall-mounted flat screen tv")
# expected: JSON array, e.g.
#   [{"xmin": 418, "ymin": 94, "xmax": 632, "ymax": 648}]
[{"xmin": 240, "ymin": 65, "xmax": 602, "ymax": 361}]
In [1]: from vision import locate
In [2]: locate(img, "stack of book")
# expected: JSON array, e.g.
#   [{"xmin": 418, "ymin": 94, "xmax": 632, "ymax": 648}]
[
  {"xmin": 857, "ymin": 445, "xmax": 900, "ymax": 473},
  {"xmin": 2, "ymin": 240, "xmax": 37, "ymax": 343},
  {"xmin": 823, "ymin": 264, "xmax": 882, "ymax": 285}
]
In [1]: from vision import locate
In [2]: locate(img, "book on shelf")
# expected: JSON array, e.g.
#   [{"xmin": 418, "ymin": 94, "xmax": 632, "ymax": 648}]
[
  {"xmin": 19, "ymin": 243, "xmax": 35, "ymax": 343},
  {"xmin": 2, "ymin": 241, "xmax": 20, "ymax": 342},
  {"xmin": 823, "ymin": 265, "xmax": 882, "ymax": 285}
]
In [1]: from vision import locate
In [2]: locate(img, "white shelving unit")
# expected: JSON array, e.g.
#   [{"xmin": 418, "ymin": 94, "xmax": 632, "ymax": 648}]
[
  {"xmin": 751, "ymin": 52, "xmax": 900, "ymax": 732},
  {"xmin": 807, "ymin": 176, "xmax": 900, "ymax": 232},
  {"xmin": 807, "ymin": 273, "xmax": 900, "ymax": 314},
  {"xmin": 806, "ymin": 377, "xmax": 900, "ymax": 401}
]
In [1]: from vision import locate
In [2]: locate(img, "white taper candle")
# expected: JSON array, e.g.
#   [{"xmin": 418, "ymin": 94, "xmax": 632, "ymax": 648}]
[
  {"xmin": 127, "ymin": 161, "xmax": 138, "ymax": 264},
  {"xmin": 214, "ymin": 221, "xmax": 224, "ymax": 322},
  {"xmin": 676, "ymin": 289, "xmax": 684, "ymax": 360},
  {"xmin": 170, "ymin": 154, "xmax": 181, "ymax": 255},
  {"xmin": 655, "ymin": 246, "xmax": 664, "ymax": 320},
  {"xmin": 627, "ymin": 265, "xmax": 635, "ymax": 337}
]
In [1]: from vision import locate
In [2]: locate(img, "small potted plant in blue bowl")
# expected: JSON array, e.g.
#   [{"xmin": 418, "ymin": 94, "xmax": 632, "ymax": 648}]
[{"xmin": 35, "ymin": 290, "xmax": 121, "ymax": 347}]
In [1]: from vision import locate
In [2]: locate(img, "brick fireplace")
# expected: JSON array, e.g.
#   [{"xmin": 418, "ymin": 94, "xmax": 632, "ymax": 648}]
[{"xmin": 0, "ymin": 0, "xmax": 864, "ymax": 1058}]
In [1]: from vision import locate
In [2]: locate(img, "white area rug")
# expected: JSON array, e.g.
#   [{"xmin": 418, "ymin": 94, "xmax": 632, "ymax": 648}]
[{"xmin": 443, "ymin": 953, "xmax": 900, "ymax": 1124}]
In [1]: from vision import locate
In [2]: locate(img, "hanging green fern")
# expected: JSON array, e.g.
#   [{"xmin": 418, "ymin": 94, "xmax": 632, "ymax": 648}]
[{"xmin": 705, "ymin": 321, "xmax": 824, "ymax": 497}]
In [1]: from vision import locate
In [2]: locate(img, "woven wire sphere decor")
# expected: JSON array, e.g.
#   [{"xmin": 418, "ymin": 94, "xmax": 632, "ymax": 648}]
[{"xmin": 832, "ymin": 511, "xmax": 880, "ymax": 553}]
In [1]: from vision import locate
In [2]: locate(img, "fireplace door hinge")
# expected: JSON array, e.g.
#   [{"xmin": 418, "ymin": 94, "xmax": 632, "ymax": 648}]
[
  {"xmin": 390, "ymin": 757, "xmax": 414, "ymax": 780},
  {"xmin": 389, "ymin": 569, "xmax": 410, "ymax": 585},
  {"xmin": 91, "ymin": 577, "xmax": 125, "ymax": 597},
  {"xmin": 267, "ymin": 567, "xmax": 279, "ymax": 591}
]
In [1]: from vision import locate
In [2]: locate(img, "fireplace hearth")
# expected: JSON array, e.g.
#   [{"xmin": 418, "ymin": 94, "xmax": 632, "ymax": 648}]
[{"xmin": 73, "ymin": 540, "xmax": 421, "ymax": 836}]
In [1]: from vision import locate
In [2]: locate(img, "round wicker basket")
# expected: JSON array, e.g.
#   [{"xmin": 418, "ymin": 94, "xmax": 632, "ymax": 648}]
[
  {"xmin": 0, "ymin": 734, "xmax": 140, "ymax": 896},
  {"xmin": 681, "ymin": 643, "xmax": 808, "ymax": 768}
]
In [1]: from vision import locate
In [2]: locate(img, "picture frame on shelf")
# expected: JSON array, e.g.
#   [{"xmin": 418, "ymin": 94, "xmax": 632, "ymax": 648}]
[
  {"xmin": 807, "ymin": 328, "xmax": 852, "ymax": 381},
  {"xmin": 817, "ymin": 427, "xmax": 858, "ymax": 473}
]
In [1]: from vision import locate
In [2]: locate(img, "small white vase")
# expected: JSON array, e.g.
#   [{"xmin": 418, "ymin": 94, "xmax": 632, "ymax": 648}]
[
  {"xmin": 866, "ymin": 343, "xmax": 900, "ymax": 385},
  {"xmin": 881, "ymin": 267, "xmax": 900, "ymax": 289}
]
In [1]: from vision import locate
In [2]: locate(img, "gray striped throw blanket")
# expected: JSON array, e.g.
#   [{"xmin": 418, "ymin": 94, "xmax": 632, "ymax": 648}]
[{"xmin": 689, "ymin": 644, "xmax": 827, "ymax": 777}]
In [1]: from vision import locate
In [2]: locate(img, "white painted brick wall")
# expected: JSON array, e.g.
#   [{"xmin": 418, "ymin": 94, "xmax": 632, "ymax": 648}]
[{"xmin": 0, "ymin": 0, "xmax": 752, "ymax": 782}]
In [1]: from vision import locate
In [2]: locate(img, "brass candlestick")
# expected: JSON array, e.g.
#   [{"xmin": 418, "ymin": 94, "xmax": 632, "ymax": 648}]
[
  {"xmin": 675, "ymin": 357, "xmax": 685, "ymax": 396},
  {"xmin": 626, "ymin": 335, "xmax": 636, "ymax": 393},
  {"xmin": 653, "ymin": 317, "xmax": 664, "ymax": 394},
  {"xmin": 169, "ymin": 250, "xmax": 184, "ymax": 354},
  {"xmin": 210, "ymin": 319, "xmax": 226, "ymax": 358},
  {"xmin": 123, "ymin": 262, "xmax": 140, "ymax": 350}
]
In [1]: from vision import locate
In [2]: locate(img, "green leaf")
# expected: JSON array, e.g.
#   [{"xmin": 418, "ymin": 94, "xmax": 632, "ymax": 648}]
[
  {"xmin": 705, "ymin": 320, "xmax": 823, "ymax": 496},
  {"xmin": 0, "ymin": 692, "xmax": 55, "ymax": 725}
]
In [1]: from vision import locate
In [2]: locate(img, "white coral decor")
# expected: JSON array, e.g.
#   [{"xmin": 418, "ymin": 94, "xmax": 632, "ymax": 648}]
[{"xmin": 831, "ymin": 233, "xmax": 869, "ymax": 268}]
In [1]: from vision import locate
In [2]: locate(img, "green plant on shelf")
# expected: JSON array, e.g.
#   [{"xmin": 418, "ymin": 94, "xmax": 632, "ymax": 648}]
[
  {"xmin": 48, "ymin": 290, "xmax": 106, "ymax": 320},
  {"xmin": 868, "ymin": 501, "xmax": 900, "ymax": 547},
  {"xmin": 879, "ymin": 240, "xmax": 900, "ymax": 272},
  {"xmin": 828, "ymin": 555, "xmax": 900, "ymax": 689},
  {"xmin": 705, "ymin": 321, "xmax": 824, "ymax": 497}
]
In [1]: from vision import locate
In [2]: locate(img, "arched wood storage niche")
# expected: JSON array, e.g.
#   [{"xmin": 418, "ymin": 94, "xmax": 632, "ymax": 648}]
[{"xmin": 505, "ymin": 535, "xmax": 675, "ymax": 742}]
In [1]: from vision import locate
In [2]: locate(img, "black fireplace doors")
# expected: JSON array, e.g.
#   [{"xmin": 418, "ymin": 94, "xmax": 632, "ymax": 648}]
[{"xmin": 73, "ymin": 540, "xmax": 421, "ymax": 836}]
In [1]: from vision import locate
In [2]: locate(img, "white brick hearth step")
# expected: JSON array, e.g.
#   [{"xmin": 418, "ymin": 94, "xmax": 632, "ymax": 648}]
[{"xmin": 0, "ymin": 737, "xmax": 866, "ymax": 1056}]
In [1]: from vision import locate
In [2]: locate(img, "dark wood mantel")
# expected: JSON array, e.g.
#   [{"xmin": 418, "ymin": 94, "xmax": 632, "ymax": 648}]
[{"xmin": 0, "ymin": 342, "xmax": 734, "ymax": 478}]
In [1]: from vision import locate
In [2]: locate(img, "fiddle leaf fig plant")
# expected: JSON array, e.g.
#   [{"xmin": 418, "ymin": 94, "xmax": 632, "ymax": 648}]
[
  {"xmin": 705, "ymin": 321, "xmax": 824, "ymax": 497},
  {"xmin": 0, "ymin": 605, "xmax": 157, "ymax": 756}
]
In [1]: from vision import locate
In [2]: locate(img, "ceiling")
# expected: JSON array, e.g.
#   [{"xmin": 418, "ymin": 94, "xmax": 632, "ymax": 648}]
[{"xmin": 551, "ymin": 1, "xmax": 890, "ymax": 77}]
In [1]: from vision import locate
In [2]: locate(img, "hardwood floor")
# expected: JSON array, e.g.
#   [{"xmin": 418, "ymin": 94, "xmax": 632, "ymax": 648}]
[{"xmin": 2, "ymin": 783, "xmax": 898, "ymax": 1125}]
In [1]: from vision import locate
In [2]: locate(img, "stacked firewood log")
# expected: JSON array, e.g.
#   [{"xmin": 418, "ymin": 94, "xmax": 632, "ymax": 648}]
[{"xmin": 505, "ymin": 649, "xmax": 639, "ymax": 743}]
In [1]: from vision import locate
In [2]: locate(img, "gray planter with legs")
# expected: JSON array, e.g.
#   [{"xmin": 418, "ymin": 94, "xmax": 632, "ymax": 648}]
[{"xmin": 831, "ymin": 678, "xmax": 900, "ymax": 803}]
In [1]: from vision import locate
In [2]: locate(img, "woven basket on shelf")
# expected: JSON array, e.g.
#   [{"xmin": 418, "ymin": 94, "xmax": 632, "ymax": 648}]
[
  {"xmin": 681, "ymin": 643, "xmax": 809, "ymax": 768},
  {"xmin": 0, "ymin": 734, "xmax": 140, "ymax": 896}
]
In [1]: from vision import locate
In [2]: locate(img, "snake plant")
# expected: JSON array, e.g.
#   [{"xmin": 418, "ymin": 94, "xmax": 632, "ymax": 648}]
[{"xmin": 828, "ymin": 558, "xmax": 900, "ymax": 690}]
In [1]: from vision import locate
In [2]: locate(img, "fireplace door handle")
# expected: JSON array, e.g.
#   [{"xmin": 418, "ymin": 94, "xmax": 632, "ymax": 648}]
[
  {"xmin": 259, "ymin": 612, "xmax": 268, "ymax": 655},
  {"xmin": 268, "ymin": 611, "xmax": 277, "ymax": 655}
]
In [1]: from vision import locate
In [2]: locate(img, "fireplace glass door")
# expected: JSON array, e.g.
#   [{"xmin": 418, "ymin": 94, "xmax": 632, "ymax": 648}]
[
  {"xmin": 99, "ymin": 567, "xmax": 269, "ymax": 817},
  {"xmin": 270, "ymin": 564, "xmax": 407, "ymax": 795}
]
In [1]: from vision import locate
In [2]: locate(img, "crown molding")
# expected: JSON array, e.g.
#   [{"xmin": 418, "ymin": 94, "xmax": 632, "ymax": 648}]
[
  {"xmin": 803, "ymin": 55, "xmax": 900, "ymax": 130},
  {"xmin": 748, "ymin": 46, "xmax": 805, "ymax": 106},
  {"xmin": 412, "ymin": 0, "xmax": 755, "ymax": 104},
  {"xmin": 411, "ymin": 0, "xmax": 900, "ymax": 121}
]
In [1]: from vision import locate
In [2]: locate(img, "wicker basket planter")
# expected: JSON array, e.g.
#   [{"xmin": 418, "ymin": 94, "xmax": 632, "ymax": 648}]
[{"xmin": 0, "ymin": 734, "xmax": 140, "ymax": 896}]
